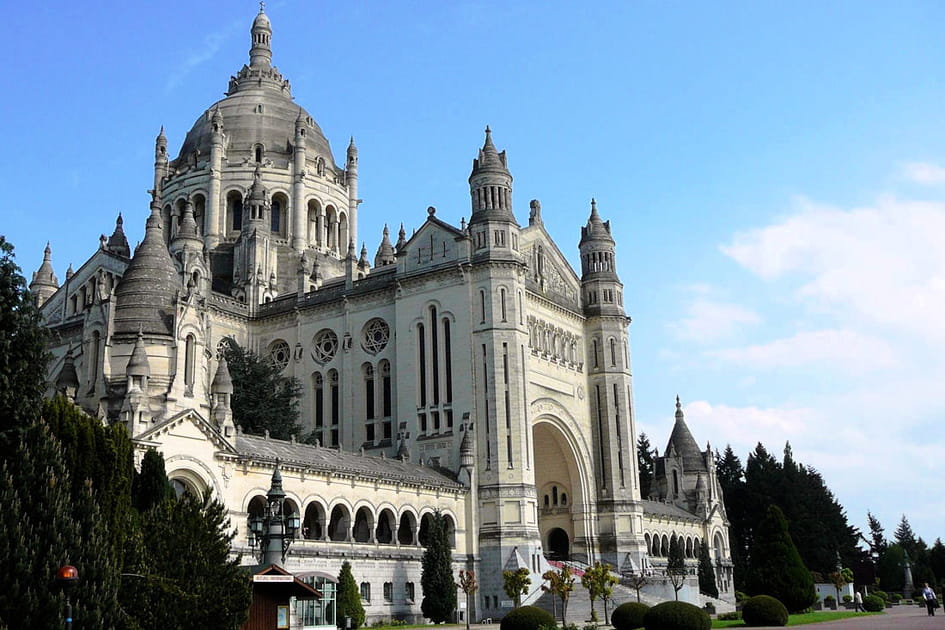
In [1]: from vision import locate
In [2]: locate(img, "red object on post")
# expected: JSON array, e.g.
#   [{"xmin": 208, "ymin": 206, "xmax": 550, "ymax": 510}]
[{"xmin": 56, "ymin": 565, "xmax": 79, "ymax": 586}]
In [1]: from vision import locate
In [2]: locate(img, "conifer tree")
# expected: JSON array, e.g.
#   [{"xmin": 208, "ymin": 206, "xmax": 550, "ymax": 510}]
[
  {"xmin": 746, "ymin": 505, "xmax": 816, "ymax": 613},
  {"xmin": 133, "ymin": 448, "xmax": 175, "ymax": 511},
  {"xmin": 698, "ymin": 541, "xmax": 719, "ymax": 598},
  {"xmin": 336, "ymin": 560, "xmax": 365, "ymax": 629},
  {"xmin": 421, "ymin": 512, "xmax": 457, "ymax": 623},
  {"xmin": 637, "ymin": 433, "xmax": 655, "ymax": 499},
  {"xmin": 867, "ymin": 512, "xmax": 887, "ymax": 555}
]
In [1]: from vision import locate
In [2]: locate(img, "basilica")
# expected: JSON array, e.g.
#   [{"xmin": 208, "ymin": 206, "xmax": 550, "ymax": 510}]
[{"xmin": 29, "ymin": 6, "xmax": 732, "ymax": 624}]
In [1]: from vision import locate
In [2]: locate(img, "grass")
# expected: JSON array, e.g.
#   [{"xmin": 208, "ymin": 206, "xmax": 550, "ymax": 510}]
[{"xmin": 712, "ymin": 611, "xmax": 880, "ymax": 627}]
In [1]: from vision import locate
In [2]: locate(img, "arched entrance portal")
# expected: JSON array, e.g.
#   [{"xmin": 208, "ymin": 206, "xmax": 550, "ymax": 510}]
[
  {"xmin": 547, "ymin": 528, "xmax": 569, "ymax": 560},
  {"xmin": 533, "ymin": 419, "xmax": 588, "ymax": 563}
]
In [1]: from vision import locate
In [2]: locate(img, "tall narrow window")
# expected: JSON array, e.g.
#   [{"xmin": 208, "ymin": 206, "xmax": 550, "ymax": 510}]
[
  {"xmin": 89, "ymin": 330, "xmax": 101, "ymax": 387},
  {"xmin": 271, "ymin": 199, "xmax": 282, "ymax": 234},
  {"xmin": 482, "ymin": 344, "xmax": 491, "ymax": 469},
  {"xmin": 479, "ymin": 290, "xmax": 486, "ymax": 323},
  {"xmin": 442, "ymin": 318, "xmax": 452, "ymax": 403},
  {"xmin": 593, "ymin": 339, "xmax": 600, "ymax": 368},
  {"xmin": 430, "ymin": 307, "xmax": 439, "ymax": 404},
  {"xmin": 610, "ymin": 338, "xmax": 617, "ymax": 367},
  {"xmin": 500, "ymin": 288, "xmax": 507, "ymax": 322},
  {"xmin": 364, "ymin": 363, "xmax": 375, "ymax": 420},
  {"xmin": 314, "ymin": 372, "xmax": 324, "ymax": 443},
  {"xmin": 417, "ymin": 324, "xmax": 426, "ymax": 406},
  {"xmin": 381, "ymin": 361, "xmax": 392, "ymax": 417},
  {"xmin": 184, "ymin": 334, "xmax": 196, "ymax": 389},
  {"xmin": 518, "ymin": 291, "xmax": 524, "ymax": 325},
  {"xmin": 503, "ymin": 343, "xmax": 512, "ymax": 468},
  {"xmin": 329, "ymin": 370, "xmax": 339, "ymax": 447}
]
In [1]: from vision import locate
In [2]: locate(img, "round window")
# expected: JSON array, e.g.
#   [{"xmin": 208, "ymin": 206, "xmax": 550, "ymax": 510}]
[
  {"xmin": 361, "ymin": 318, "xmax": 390, "ymax": 354},
  {"xmin": 268, "ymin": 339, "xmax": 290, "ymax": 371},
  {"xmin": 312, "ymin": 329, "xmax": 339, "ymax": 363}
]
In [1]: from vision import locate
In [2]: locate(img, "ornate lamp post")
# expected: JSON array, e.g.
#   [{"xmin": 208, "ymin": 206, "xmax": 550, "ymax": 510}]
[
  {"xmin": 56, "ymin": 565, "xmax": 79, "ymax": 630},
  {"xmin": 249, "ymin": 462, "xmax": 300, "ymax": 566}
]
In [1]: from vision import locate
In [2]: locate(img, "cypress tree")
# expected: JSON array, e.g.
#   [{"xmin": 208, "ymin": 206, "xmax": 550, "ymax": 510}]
[
  {"xmin": 698, "ymin": 541, "xmax": 718, "ymax": 598},
  {"xmin": 746, "ymin": 505, "xmax": 816, "ymax": 613},
  {"xmin": 636, "ymin": 433, "xmax": 655, "ymax": 499},
  {"xmin": 421, "ymin": 512, "xmax": 457, "ymax": 623},
  {"xmin": 336, "ymin": 560, "xmax": 365, "ymax": 629},
  {"xmin": 133, "ymin": 449, "xmax": 175, "ymax": 511}
]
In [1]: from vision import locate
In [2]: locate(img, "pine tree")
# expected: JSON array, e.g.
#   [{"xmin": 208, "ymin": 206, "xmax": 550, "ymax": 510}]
[
  {"xmin": 716, "ymin": 445, "xmax": 748, "ymax": 590},
  {"xmin": 336, "ymin": 560, "xmax": 365, "ymax": 629},
  {"xmin": 746, "ymin": 505, "xmax": 816, "ymax": 613},
  {"xmin": 421, "ymin": 512, "xmax": 457, "ymax": 623},
  {"xmin": 894, "ymin": 515, "xmax": 918, "ymax": 560},
  {"xmin": 666, "ymin": 536, "xmax": 687, "ymax": 600},
  {"xmin": 0, "ymin": 237, "xmax": 49, "ymax": 452},
  {"xmin": 221, "ymin": 337, "xmax": 303, "ymax": 440},
  {"xmin": 867, "ymin": 512, "xmax": 887, "ymax": 555},
  {"xmin": 637, "ymin": 433, "xmax": 655, "ymax": 499},
  {"xmin": 133, "ymin": 449, "xmax": 175, "ymax": 512},
  {"xmin": 698, "ymin": 541, "xmax": 718, "ymax": 598}
]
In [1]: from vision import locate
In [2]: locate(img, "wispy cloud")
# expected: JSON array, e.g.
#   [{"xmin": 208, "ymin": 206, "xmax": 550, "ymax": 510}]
[
  {"xmin": 165, "ymin": 20, "xmax": 243, "ymax": 94},
  {"xmin": 711, "ymin": 328, "xmax": 897, "ymax": 372},
  {"xmin": 668, "ymin": 298, "xmax": 761, "ymax": 343},
  {"xmin": 900, "ymin": 162, "xmax": 945, "ymax": 185}
]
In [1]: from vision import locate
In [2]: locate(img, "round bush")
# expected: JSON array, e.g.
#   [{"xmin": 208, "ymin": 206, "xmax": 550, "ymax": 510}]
[
  {"xmin": 642, "ymin": 601, "xmax": 710, "ymax": 630},
  {"xmin": 611, "ymin": 602, "xmax": 650, "ymax": 630},
  {"xmin": 873, "ymin": 590, "xmax": 888, "ymax": 602},
  {"xmin": 741, "ymin": 595, "xmax": 788, "ymax": 627},
  {"xmin": 862, "ymin": 595, "xmax": 884, "ymax": 612},
  {"xmin": 500, "ymin": 606, "xmax": 557, "ymax": 630}
]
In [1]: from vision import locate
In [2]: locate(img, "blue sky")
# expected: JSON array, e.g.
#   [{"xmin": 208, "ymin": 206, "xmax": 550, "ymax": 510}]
[{"xmin": 3, "ymin": 1, "xmax": 944, "ymax": 545}]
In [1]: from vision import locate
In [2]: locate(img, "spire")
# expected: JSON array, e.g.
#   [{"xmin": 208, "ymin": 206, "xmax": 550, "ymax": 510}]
[
  {"xmin": 65, "ymin": 264, "xmax": 74, "ymax": 280},
  {"xmin": 395, "ymin": 223, "xmax": 407, "ymax": 251},
  {"xmin": 212, "ymin": 355, "xmax": 234, "ymax": 394},
  {"xmin": 358, "ymin": 242, "xmax": 370, "ymax": 270},
  {"xmin": 113, "ymin": 200, "xmax": 178, "ymax": 336},
  {"xmin": 346, "ymin": 239, "xmax": 357, "ymax": 260},
  {"xmin": 665, "ymin": 396, "xmax": 707, "ymax": 471},
  {"xmin": 56, "ymin": 349, "xmax": 80, "ymax": 399},
  {"xmin": 347, "ymin": 136, "xmax": 358, "ymax": 157},
  {"xmin": 580, "ymin": 198, "xmax": 613, "ymax": 244},
  {"xmin": 30, "ymin": 242, "xmax": 59, "ymax": 296},
  {"xmin": 374, "ymin": 225, "xmax": 396, "ymax": 267},
  {"xmin": 156, "ymin": 126, "xmax": 167, "ymax": 151},
  {"xmin": 126, "ymin": 330, "xmax": 151, "ymax": 378},
  {"xmin": 468, "ymin": 126, "xmax": 516, "ymax": 225},
  {"xmin": 106, "ymin": 213, "xmax": 131, "ymax": 258},
  {"xmin": 249, "ymin": 2, "xmax": 273, "ymax": 68},
  {"xmin": 176, "ymin": 201, "xmax": 200, "ymax": 241},
  {"xmin": 211, "ymin": 106, "xmax": 224, "ymax": 133}
]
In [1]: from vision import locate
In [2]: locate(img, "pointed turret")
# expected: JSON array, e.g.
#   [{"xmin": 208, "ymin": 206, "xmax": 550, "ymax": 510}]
[
  {"xmin": 55, "ymin": 349, "xmax": 80, "ymax": 400},
  {"xmin": 106, "ymin": 213, "xmax": 132, "ymax": 258},
  {"xmin": 249, "ymin": 2, "xmax": 273, "ymax": 68},
  {"xmin": 665, "ymin": 396, "xmax": 707, "ymax": 472},
  {"xmin": 113, "ymin": 198, "xmax": 178, "ymax": 336},
  {"xmin": 211, "ymin": 355, "xmax": 235, "ymax": 435},
  {"xmin": 154, "ymin": 126, "xmax": 168, "ymax": 195},
  {"xmin": 346, "ymin": 136, "xmax": 359, "ymax": 251},
  {"xmin": 358, "ymin": 242, "xmax": 370, "ymax": 275},
  {"xmin": 374, "ymin": 225, "xmax": 396, "ymax": 267},
  {"xmin": 29, "ymin": 242, "xmax": 59, "ymax": 307},
  {"xmin": 468, "ymin": 126, "xmax": 517, "ymax": 226},
  {"xmin": 126, "ymin": 330, "xmax": 151, "ymax": 379},
  {"xmin": 395, "ymin": 223, "xmax": 407, "ymax": 252}
]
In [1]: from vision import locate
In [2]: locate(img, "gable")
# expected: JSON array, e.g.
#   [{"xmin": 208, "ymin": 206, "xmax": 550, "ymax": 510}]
[
  {"xmin": 521, "ymin": 226, "xmax": 580, "ymax": 309},
  {"xmin": 136, "ymin": 408, "xmax": 236, "ymax": 459},
  {"xmin": 399, "ymin": 214, "xmax": 467, "ymax": 274}
]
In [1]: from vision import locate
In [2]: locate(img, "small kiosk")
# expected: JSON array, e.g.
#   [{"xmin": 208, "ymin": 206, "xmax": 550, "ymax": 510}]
[{"xmin": 244, "ymin": 564, "xmax": 320, "ymax": 630}]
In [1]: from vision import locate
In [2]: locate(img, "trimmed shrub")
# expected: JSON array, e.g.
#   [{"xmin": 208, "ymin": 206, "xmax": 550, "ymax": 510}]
[
  {"xmin": 500, "ymin": 606, "xmax": 557, "ymax": 630},
  {"xmin": 842, "ymin": 595, "xmax": 853, "ymax": 603},
  {"xmin": 642, "ymin": 601, "xmax": 710, "ymax": 630},
  {"xmin": 863, "ymin": 595, "xmax": 884, "ymax": 612},
  {"xmin": 716, "ymin": 611, "xmax": 741, "ymax": 621},
  {"xmin": 890, "ymin": 593, "xmax": 901, "ymax": 603},
  {"xmin": 741, "ymin": 595, "xmax": 788, "ymax": 627},
  {"xmin": 873, "ymin": 590, "xmax": 888, "ymax": 602},
  {"xmin": 611, "ymin": 602, "xmax": 650, "ymax": 630}
]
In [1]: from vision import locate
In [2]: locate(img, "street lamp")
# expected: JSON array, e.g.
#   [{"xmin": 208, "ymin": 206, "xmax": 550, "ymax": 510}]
[
  {"xmin": 56, "ymin": 565, "xmax": 79, "ymax": 630},
  {"xmin": 248, "ymin": 461, "xmax": 300, "ymax": 566}
]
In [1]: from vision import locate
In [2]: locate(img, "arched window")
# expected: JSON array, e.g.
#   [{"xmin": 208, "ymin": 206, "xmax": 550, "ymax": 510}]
[
  {"xmin": 227, "ymin": 192, "xmax": 243, "ymax": 232},
  {"xmin": 417, "ymin": 323, "xmax": 426, "ymax": 407},
  {"xmin": 192, "ymin": 194, "xmax": 206, "ymax": 236},
  {"xmin": 184, "ymin": 334, "xmax": 196, "ymax": 389},
  {"xmin": 500, "ymin": 288, "xmax": 507, "ymax": 322},
  {"xmin": 430, "ymin": 306, "xmax": 439, "ymax": 405},
  {"xmin": 442, "ymin": 318, "xmax": 452, "ymax": 403},
  {"xmin": 610, "ymin": 338, "xmax": 617, "ymax": 367},
  {"xmin": 88, "ymin": 330, "xmax": 101, "ymax": 387},
  {"xmin": 328, "ymin": 369, "xmax": 340, "ymax": 447},
  {"xmin": 255, "ymin": 145, "xmax": 263, "ymax": 163}
]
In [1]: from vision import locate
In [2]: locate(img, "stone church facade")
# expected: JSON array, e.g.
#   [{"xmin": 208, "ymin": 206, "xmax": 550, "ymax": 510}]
[{"xmin": 30, "ymin": 7, "xmax": 732, "ymax": 623}]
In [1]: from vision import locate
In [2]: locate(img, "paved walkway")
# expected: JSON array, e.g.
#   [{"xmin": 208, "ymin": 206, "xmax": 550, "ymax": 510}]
[{"xmin": 736, "ymin": 604, "xmax": 942, "ymax": 629}]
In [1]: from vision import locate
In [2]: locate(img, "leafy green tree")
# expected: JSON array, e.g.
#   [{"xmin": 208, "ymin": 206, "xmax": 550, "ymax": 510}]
[
  {"xmin": 698, "ymin": 541, "xmax": 718, "ymax": 598},
  {"xmin": 456, "ymin": 570, "xmax": 478, "ymax": 630},
  {"xmin": 624, "ymin": 572, "xmax": 648, "ymax": 603},
  {"xmin": 541, "ymin": 566, "xmax": 574, "ymax": 625},
  {"xmin": 581, "ymin": 561, "xmax": 618, "ymax": 622},
  {"xmin": 221, "ymin": 337, "xmax": 302, "ymax": 440},
  {"xmin": 336, "ymin": 561, "xmax": 365, "ymax": 629},
  {"xmin": 637, "ymin": 433, "xmax": 655, "ymax": 499},
  {"xmin": 0, "ymin": 237, "xmax": 48, "ymax": 452},
  {"xmin": 666, "ymin": 536, "xmax": 687, "ymax": 600},
  {"xmin": 828, "ymin": 568, "xmax": 854, "ymax": 601},
  {"xmin": 421, "ymin": 512, "xmax": 457, "ymax": 622},
  {"xmin": 503, "ymin": 567, "xmax": 531, "ymax": 608},
  {"xmin": 746, "ymin": 505, "xmax": 816, "ymax": 613}
]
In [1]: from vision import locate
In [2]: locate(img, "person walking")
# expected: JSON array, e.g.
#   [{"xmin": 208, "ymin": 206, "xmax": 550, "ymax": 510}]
[
  {"xmin": 853, "ymin": 590, "xmax": 863, "ymax": 612},
  {"xmin": 922, "ymin": 583, "xmax": 937, "ymax": 616}
]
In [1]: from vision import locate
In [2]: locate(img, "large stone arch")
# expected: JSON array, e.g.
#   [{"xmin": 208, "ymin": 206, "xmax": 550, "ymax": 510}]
[
  {"xmin": 531, "ymin": 410, "xmax": 593, "ymax": 563},
  {"xmin": 164, "ymin": 453, "xmax": 222, "ymax": 498}
]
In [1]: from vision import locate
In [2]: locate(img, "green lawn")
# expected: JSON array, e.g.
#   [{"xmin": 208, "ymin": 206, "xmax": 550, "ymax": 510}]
[{"xmin": 712, "ymin": 611, "xmax": 880, "ymax": 627}]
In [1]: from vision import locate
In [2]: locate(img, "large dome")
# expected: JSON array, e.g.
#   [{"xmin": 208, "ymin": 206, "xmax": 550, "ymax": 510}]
[
  {"xmin": 176, "ymin": 89, "xmax": 336, "ymax": 170},
  {"xmin": 173, "ymin": 5, "xmax": 338, "ymax": 171}
]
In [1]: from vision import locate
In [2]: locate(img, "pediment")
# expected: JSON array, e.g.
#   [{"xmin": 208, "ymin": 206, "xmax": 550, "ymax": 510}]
[
  {"xmin": 398, "ymin": 214, "xmax": 467, "ymax": 274},
  {"xmin": 521, "ymin": 226, "xmax": 580, "ymax": 309},
  {"xmin": 136, "ymin": 408, "xmax": 237, "ymax": 454}
]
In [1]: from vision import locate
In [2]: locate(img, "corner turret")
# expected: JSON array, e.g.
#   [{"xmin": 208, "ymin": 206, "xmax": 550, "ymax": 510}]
[
  {"xmin": 29, "ymin": 242, "xmax": 59, "ymax": 307},
  {"xmin": 467, "ymin": 127, "xmax": 522, "ymax": 263},
  {"xmin": 579, "ymin": 199, "xmax": 624, "ymax": 317}
]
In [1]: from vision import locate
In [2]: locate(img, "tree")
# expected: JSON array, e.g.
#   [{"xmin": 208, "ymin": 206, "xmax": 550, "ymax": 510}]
[
  {"xmin": 336, "ymin": 561, "xmax": 365, "ymax": 629},
  {"xmin": 421, "ymin": 512, "xmax": 457, "ymax": 623},
  {"xmin": 876, "ymin": 544, "xmax": 905, "ymax": 592},
  {"xmin": 930, "ymin": 539, "xmax": 945, "ymax": 585},
  {"xmin": 541, "ymin": 566, "xmax": 574, "ymax": 625},
  {"xmin": 828, "ymin": 568, "xmax": 854, "ymax": 601},
  {"xmin": 746, "ymin": 505, "xmax": 816, "ymax": 613},
  {"xmin": 0, "ymin": 237, "xmax": 49, "ymax": 453},
  {"xmin": 867, "ymin": 512, "xmax": 887, "ymax": 555},
  {"xmin": 624, "ymin": 572, "xmax": 648, "ymax": 603},
  {"xmin": 716, "ymin": 445, "xmax": 748, "ymax": 590},
  {"xmin": 698, "ymin": 541, "xmax": 718, "ymax": 598},
  {"xmin": 133, "ymin": 449, "xmax": 175, "ymax": 512},
  {"xmin": 666, "ymin": 536, "xmax": 687, "ymax": 600},
  {"xmin": 456, "ymin": 570, "xmax": 478, "ymax": 630},
  {"xmin": 220, "ymin": 337, "xmax": 302, "ymax": 440},
  {"xmin": 637, "ymin": 433, "xmax": 655, "ymax": 499},
  {"xmin": 503, "ymin": 568, "xmax": 531, "ymax": 608},
  {"xmin": 581, "ymin": 562, "xmax": 618, "ymax": 622},
  {"xmin": 894, "ymin": 515, "xmax": 918, "ymax": 560}
]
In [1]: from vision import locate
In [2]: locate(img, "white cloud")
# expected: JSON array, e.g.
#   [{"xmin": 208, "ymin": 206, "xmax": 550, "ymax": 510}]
[
  {"xmin": 901, "ymin": 162, "xmax": 945, "ymax": 185},
  {"xmin": 165, "ymin": 21, "xmax": 242, "ymax": 93},
  {"xmin": 711, "ymin": 328, "xmax": 897, "ymax": 372},
  {"xmin": 720, "ymin": 196, "xmax": 945, "ymax": 342},
  {"xmin": 681, "ymin": 400, "xmax": 816, "ymax": 453},
  {"xmin": 668, "ymin": 298, "xmax": 761, "ymax": 343}
]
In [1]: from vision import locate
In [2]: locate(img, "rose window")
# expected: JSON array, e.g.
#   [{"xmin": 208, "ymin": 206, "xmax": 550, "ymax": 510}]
[
  {"xmin": 268, "ymin": 339, "xmax": 291, "ymax": 371},
  {"xmin": 361, "ymin": 318, "xmax": 390, "ymax": 355},
  {"xmin": 312, "ymin": 329, "xmax": 339, "ymax": 363}
]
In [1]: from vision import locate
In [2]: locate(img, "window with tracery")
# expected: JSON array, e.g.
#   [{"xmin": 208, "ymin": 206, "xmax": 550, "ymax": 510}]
[
  {"xmin": 268, "ymin": 339, "xmax": 290, "ymax": 371},
  {"xmin": 361, "ymin": 318, "xmax": 390, "ymax": 354},
  {"xmin": 312, "ymin": 329, "xmax": 338, "ymax": 363}
]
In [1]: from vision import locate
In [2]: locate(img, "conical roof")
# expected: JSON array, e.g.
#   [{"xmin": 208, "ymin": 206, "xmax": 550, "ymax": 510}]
[
  {"xmin": 374, "ymin": 225, "xmax": 395, "ymax": 267},
  {"xmin": 56, "ymin": 350, "xmax": 79, "ymax": 391},
  {"xmin": 579, "ymin": 198, "xmax": 614, "ymax": 245},
  {"xmin": 127, "ymin": 330, "xmax": 151, "ymax": 378},
  {"xmin": 107, "ymin": 213, "xmax": 131, "ymax": 258},
  {"xmin": 30, "ymin": 243, "xmax": 58, "ymax": 291},
  {"xmin": 665, "ymin": 397, "xmax": 707, "ymax": 471},
  {"xmin": 212, "ymin": 356, "xmax": 234, "ymax": 394},
  {"xmin": 113, "ymin": 204, "xmax": 178, "ymax": 336}
]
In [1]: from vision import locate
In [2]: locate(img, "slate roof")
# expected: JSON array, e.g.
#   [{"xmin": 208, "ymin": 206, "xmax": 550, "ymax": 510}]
[{"xmin": 641, "ymin": 499, "xmax": 699, "ymax": 521}]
